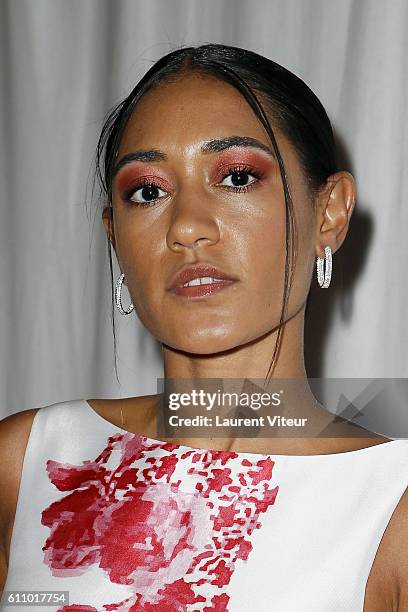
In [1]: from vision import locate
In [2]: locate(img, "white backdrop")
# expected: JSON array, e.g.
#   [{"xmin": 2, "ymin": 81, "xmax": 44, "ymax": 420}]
[{"xmin": 1, "ymin": 0, "xmax": 407, "ymax": 420}]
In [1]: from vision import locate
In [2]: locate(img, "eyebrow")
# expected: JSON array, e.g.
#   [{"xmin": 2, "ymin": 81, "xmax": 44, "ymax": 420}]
[{"xmin": 111, "ymin": 135, "xmax": 276, "ymax": 178}]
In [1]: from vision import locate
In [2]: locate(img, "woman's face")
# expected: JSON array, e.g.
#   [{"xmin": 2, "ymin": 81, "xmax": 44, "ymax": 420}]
[{"xmin": 105, "ymin": 72, "xmax": 317, "ymax": 354}]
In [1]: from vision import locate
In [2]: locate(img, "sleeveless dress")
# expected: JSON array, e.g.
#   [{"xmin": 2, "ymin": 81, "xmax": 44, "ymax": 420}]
[{"xmin": 2, "ymin": 398, "xmax": 408, "ymax": 612}]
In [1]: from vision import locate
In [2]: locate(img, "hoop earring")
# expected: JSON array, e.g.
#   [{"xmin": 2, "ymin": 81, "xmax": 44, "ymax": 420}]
[
  {"xmin": 316, "ymin": 245, "xmax": 332, "ymax": 288},
  {"xmin": 115, "ymin": 273, "xmax": 134, "ymax": 315}
]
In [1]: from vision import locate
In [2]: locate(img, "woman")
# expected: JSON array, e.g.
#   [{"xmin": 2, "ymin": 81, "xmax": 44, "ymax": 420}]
[{"xmin": 1, "ymin": 43, "xmax": 407, "ymax": 611}]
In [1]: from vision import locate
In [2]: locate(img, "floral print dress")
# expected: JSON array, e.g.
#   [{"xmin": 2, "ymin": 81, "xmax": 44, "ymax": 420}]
[{"xmin": 2, "ymin": 400, "xmax": 408, "ymax": 612}]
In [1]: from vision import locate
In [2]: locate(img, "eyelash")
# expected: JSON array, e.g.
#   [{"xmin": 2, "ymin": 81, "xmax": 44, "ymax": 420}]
[{"xmin": 122, "ymin": 164, "xmax": 265, "ymax": 208}]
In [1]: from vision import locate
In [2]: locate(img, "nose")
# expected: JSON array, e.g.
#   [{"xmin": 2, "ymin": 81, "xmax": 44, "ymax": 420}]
[{"xmin": 166, "ymin": 187, "xmax": 220, "ymax": 253}]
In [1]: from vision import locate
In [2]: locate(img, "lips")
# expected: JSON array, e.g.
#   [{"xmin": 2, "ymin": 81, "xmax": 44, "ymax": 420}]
[{"xmin": 166, "ymin": 263, "xmax": 238, "ymax": 291}]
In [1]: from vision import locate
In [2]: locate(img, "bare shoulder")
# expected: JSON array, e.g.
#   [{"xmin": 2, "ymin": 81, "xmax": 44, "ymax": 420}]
[
  {"xmin": 0, "ymin": 408, "xmax": 40, "ymax": 517},
  {"xmin": 388, "ymin": 484, "xmax": 408, "ymax": 610},
  {"xmin": 0, "ymin": 407, "xmax": 40, "ymax": 578},
  {"xmin": 364, "ymin": 482, "xmax": 408, "ymax": 611},
  {"xmin": 86, "ymin": 395, "xmax": 159, "ymax": 435}
]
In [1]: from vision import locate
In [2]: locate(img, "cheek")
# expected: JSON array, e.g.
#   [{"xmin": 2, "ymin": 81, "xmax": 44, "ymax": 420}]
[
  {"xmin": 236, "ymin": 192, "xmax": 314, "ymax": 311},
  {"xmin": 115, "ymin": 225, "xmax": 142, "ymax": 267},
  {"xmin": 113, "ymin": 223, "xmax": 159, "ymax": 302},
  {"xmin": 216, "ymin": 214, "xmax": 287, "ymax": 331},
  {"xmin": 240, "ymin": 201, "xmax": 287, "ymax": 278}
]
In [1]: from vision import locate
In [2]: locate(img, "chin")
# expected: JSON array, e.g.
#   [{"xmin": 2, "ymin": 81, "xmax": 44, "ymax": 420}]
[{"xmin": 161, "ymin": 326, "xmax": 245, "ymax": 356}]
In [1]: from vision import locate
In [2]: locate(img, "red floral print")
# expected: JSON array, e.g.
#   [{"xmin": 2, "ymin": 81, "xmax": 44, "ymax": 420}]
[{"xmin": 41, "ymin": 433, "xmax": 279, "ymax": 611}]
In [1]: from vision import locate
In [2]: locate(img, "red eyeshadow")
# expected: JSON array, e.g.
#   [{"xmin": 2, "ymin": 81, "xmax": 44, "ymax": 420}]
[
  {"xmin": 115, "ymin": 164, "xmax": 172, "ymax": 193},
  {"xmin": 211, "ymin": 148, "xmax": 274, "ymax": 178}
]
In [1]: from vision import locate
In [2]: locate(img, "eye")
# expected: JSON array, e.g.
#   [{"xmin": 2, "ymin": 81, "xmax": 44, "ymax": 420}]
[
  {"xmin": 124, "ymin": 179, "xmax": 168, "ymax": 207},
  {"xmin": 122, "ymin": 164, "xmax": 264, "ymax": 207},
  {"xmin": 219, "ymin": 165, "xmax": 264, "ymax": 192}
]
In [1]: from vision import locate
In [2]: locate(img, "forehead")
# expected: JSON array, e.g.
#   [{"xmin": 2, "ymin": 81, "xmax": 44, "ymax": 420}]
[{"xmin": 117, "ymin": 72, "xmax": 282, "ymax": 157}]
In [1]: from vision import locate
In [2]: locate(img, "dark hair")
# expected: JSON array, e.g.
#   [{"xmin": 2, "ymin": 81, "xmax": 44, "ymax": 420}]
[{"xmin": 94, "ymin": 43, "xmax": 338, "ymax": 382}]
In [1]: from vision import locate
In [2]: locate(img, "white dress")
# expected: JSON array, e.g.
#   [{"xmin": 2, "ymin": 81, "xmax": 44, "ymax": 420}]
[{"xmin": 2, "ymin": 399, "xmax": 408, "ymax": 611}]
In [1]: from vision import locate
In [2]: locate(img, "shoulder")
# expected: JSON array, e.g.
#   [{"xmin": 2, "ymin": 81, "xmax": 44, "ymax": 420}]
[
  {"xmin": 0, "ymin": 408, "xmax": 40, "ymax": 529},
  {"xmin": 368, "ymin": 479, "xmax": 408, "ymax": 610},
  {"xmin": 0, "ymin": 408, "xmax": 40, "ymax": 586},
  {"xmin": 389, "ymin": 484, "xmax": 408, "ymax": 610},
  {"xmin": 86, "ymin": 395, "xmax": 159, "ymax": 435}
]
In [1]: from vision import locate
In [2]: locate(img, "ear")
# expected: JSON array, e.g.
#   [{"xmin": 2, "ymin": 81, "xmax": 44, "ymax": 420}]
[
  {"xmin": 102, "ymin": 206, "xmax": 116, "ymax": 250},
  {"xmin": 315, "ymin": 171, "xmax": 356, "ymax": 258}
]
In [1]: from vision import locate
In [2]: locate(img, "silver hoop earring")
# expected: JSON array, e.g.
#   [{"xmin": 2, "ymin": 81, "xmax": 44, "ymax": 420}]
[
  {"xmin": 115, "ymin": 273, "xmax": 134, "ymax": 315},
  {"xmin": 316, "ymin": 245, "xmax": 332, "ymax": 288}
]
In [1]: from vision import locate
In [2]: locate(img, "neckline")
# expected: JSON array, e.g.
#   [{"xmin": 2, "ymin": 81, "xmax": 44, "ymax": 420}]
[{"xmin": 81, "ymin": 399, "xmax": 403, "ymax": 460}]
